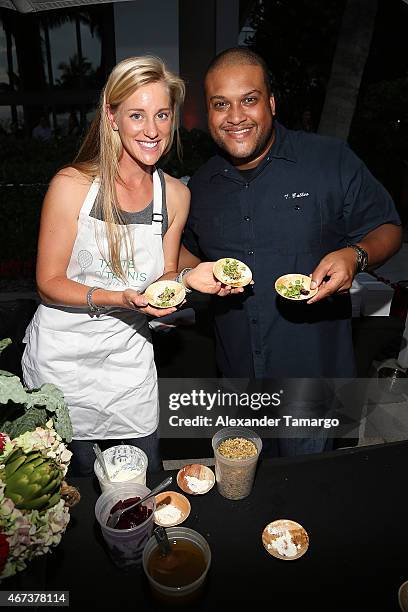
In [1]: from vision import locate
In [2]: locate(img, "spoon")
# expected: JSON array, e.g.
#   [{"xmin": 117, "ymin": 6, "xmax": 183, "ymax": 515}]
[
  {"xmin": 153, "ymin": 526, "xmax": 179, "ymax": 570},
  {"xmin": 93, "ymin": 443, "xmax": 110, "ymax": 482},
  {"xmin": 154, "ymin": 526, "xmax": 171, "ymax": 556},
  {"xmin": 107, "ymin": 475, "xmax": 173, "ymax": 528}
]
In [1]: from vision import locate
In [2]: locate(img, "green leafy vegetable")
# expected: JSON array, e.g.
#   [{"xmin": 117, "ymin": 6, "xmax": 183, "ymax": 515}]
[
  {"xmin": 0, "ymin": 338, "xmax": 12, "ymax": 355},
  {"xmin": 0, "ymin": 340, "xmax": 73, "ymax": 442}
]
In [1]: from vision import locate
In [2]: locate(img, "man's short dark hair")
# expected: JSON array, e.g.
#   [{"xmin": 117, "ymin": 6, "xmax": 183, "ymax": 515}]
[{"xmin": 206, "ymin": 47, "xmax": 273, "ymax": 96}]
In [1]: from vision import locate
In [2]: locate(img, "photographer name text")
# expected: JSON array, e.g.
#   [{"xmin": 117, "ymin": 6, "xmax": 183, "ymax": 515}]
[{"xmin": 167, "ymin": 415, "xmax": 340, "ymax": 429}]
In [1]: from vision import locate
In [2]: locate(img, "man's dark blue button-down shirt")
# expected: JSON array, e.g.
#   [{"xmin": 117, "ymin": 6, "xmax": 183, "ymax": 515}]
[{"xmin": 183, "ymin": 122, "xmax": 401, "ymax": 377}]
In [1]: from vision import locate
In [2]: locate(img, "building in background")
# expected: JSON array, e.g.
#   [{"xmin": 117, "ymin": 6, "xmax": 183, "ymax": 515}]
[{"xmin": 0, "ymin": 0, "xmax": 255, "ymax": 134}]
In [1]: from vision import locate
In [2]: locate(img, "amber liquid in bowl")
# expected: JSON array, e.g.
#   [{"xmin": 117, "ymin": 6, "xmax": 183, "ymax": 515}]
[{"xmin": 147, "ymin": 538, "xmax": 206, "ymax": 587}]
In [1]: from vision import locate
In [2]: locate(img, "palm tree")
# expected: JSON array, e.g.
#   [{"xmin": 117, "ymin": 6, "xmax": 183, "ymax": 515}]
[
  {"xmin": 2, "ymin": 14, "xmax": 18, "ymax": 126},
  {"xmin": 318, "ymin": 0, "xmax": 379, "ymax": 140},
  {"xmin": 1, "ymin": 9, "xmax": 47, "ymax": 133},
  {"xmin": 56, "ymin": 54, "xmax": 95, "ymax": 89},
  {"xmin": 0, "ymin": 6, "xmax": 107, "ymax": 134}
]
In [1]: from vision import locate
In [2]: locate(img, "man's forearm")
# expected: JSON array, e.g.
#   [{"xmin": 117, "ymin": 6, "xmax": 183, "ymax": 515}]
[{"xmin": 358, "ymin": 223, "xmax": 402, "ymax": 269}]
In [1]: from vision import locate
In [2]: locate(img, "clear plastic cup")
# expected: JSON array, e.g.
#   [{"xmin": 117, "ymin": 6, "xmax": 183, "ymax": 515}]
[
  {"xmin": 212, "ymin": 427, "xmax": 262, "ymax": 500},
  {"xmin": 94, "ymin": 444, "xmax": 148, "ymax": 492},
  {"xmin": 143, "ymin": 527, "xmax": 211, "ymax": 604},
  {"xmin": 95, "ymin": 482, "xmax": 155, "ymax": 568}
]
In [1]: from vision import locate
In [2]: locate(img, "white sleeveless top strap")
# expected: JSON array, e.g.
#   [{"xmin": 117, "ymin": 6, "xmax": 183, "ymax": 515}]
[
  {"xmin": 80, "ymin": 178, "xmax": 100, "ymax": 216},
  {"xmin": 152, "ymin": 169, "xmax": 164, "ymax": 235}
]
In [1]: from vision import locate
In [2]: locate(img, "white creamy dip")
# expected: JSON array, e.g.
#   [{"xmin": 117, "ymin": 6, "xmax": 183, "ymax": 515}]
[{"xmin": 107, "ymin": 466, "xmax": 144, "ymax": 483}]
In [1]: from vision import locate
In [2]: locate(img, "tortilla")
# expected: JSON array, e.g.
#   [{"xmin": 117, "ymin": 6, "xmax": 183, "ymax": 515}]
[
  {"xmin": 274, "ymin": 274, "xmax": 318, "ymax": 301},
  {"xmin": 213, "ymin": 258, "xmax": 253, "ymax": 287},
  {"xmin": 144, "ymin": 280, "xmax": 186, "ymax": 308}
]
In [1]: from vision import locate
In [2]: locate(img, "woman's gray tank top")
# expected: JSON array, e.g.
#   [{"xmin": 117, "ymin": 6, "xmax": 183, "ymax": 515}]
[{"xmin": 89, "ymin": 168, "xmax": 169, "ymax": 235}]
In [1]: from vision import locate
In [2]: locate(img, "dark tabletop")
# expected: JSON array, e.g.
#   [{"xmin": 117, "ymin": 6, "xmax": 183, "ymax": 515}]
[{"xmin": 7, "ymin": 440, "xmax": 408, "ymax": 611}]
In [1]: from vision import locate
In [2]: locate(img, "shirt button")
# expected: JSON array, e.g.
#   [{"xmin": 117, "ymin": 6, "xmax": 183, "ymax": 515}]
[
  {"xmin": 248, "ymin": 250, "xmax": 254, "ymax": 256},
  {"xmin": 224, "ymin": 168, "xmax": 229, "ymax": 173},
  {"xmin": 244, "ymin": 183, "xmax": 249, "ymax": 188},
  {"xmin": 294, "ymin": 205, "xmax": 301, "ymax": 210},
  {"xmin": 244, "ymin": 216, "xmax": 251, "ymax": 221},
  {"xmin": 251, "ymin": 318, "xmax": 257, "ymax": 324},
  {"xmin": 254, "ymin": 350, "xmax": 261, "ymax": 355}
]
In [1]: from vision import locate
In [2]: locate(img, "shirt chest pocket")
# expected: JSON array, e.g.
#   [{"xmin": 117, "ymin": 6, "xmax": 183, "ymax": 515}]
[{"xmin": 261, "ymin": 196, "xmax": 323, "ymax": 255}]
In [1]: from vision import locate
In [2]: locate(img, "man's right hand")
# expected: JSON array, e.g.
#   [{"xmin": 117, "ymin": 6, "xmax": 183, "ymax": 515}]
[{"xmin": 184, "ymin": 262, "xmax": 245, "ymax": 296}]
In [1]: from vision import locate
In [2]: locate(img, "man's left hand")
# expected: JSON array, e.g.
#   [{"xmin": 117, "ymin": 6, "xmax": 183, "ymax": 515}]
[{"xmin": 307, "ymin": 247, "xmax": 357, "ymax": 304}]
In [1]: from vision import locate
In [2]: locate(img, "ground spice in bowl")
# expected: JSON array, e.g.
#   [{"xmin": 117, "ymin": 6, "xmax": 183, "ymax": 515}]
[
  {"xmin": 262, "ymin": 519, "xmax": 309, "ymax": 560},
  {"xmin": 154, "ymin": 503, "xmax": 182, "ymax": 526}
]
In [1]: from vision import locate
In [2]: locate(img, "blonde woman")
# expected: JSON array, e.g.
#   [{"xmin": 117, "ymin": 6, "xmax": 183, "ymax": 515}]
[{"xmin": 21, "ymin": 56, "xmax": 223, "ymax": 475}]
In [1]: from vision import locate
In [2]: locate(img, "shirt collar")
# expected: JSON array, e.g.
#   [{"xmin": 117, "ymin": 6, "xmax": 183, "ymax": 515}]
[
  {"xmin": 210, "ymin": 121, "xmax": 297, "ymax": 178},
  {"xmin": 269, "ymin": 121, "xmax": 298, "ymax": 163}
]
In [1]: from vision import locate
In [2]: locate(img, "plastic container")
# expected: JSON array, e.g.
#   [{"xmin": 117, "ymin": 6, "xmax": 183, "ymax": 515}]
[
  {"xmin": 143, "ymin": 527, "xmax": 211, "ymax": 604},
  {"xmin": 95, "ymin": 482, "xmax": 155, "ymax": 568},
  {"xmin": 94, "ymin": 444, "xmax": 148, "ymax": 492},
  {"xmin": 212, "ymin": 427, "xmax": 262, "ymax": 500}
]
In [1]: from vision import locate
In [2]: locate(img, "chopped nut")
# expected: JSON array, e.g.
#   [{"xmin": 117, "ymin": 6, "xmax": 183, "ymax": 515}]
[
  {"xmin": 215, "ymin": 437, "xmax": 259, "ymax": 499},
  {"xmin": 217, "ymin": 437, "xmax": 258, "ymax": 459}
]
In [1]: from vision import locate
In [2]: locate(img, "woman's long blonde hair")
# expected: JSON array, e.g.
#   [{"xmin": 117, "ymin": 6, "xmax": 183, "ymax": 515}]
[{"xmin": 72, "ymin": 56, "xmax": 185, "ymax": 282}]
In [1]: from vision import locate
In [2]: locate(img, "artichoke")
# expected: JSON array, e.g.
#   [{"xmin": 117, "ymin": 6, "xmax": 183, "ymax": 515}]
[{"xmin": 3, "ymin": 448, "xmax": 63, "ymax": 511}]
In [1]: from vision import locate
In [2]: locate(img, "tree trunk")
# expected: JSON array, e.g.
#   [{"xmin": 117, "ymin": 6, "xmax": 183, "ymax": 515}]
[
  {"xmin": 8, "ymin": 12, "xmax": 47, "ymax": 135},
  {"xmin": 75, "ymin": 15, "xmax": 86, "ymax": 127},
  {"xmin": 43, "ymin": 19, "xmax": 57, "ymax": 132},
  {"xmin": 317, "ymin": 0, "xmax": 378, "ymax": 141},
  {"xmin": 4, "ymin": 19, "xmax": 18, "ymax": 127}
]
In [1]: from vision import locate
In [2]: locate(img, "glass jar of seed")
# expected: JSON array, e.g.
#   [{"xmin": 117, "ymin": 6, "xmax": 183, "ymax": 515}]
[{"xmin": 211, "ymin": 427, "xmax": 262, "ymax": 500}]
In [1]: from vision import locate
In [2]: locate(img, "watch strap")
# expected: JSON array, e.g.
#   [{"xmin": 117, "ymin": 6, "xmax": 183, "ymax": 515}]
[{"xmin": 347, "ymin": 244, "xmax": 368, "ymax": 273}]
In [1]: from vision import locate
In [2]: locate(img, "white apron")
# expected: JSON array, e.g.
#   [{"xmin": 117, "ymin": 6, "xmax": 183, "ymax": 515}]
[{"xmin": 22, "ymin": 170, "xmax": 165, "ymax": 440}]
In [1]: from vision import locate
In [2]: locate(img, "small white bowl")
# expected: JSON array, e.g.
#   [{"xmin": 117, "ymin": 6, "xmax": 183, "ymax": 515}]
[
  {"xmin": 275, "ymin": 273, "xmax": 318, "ymax": 301},
  {"xmin": 262, "ymin": 519, "xmax": 309, "ymax": 560},
  {"xmin": 177, "ymin": 464, "xmax": 215, "ymax": 495},
  {"xmin": 154, "ymin": 491, "xmax": 191, "ymax": 527},
  {"xmin": 213, "ymin": 258, "xmax": 252, "ymax": 287},
  {"xmin": 144, "ymin": 280, "xmax": 186, "ymax": 308}
]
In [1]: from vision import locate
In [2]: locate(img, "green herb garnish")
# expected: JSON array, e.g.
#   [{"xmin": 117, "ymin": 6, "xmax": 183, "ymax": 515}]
[
  {"xmin": 222, "ymin": 258, "xmax": 242, "ymax": 281},
  {"xmin": 157, "ymin": 287, "xmax": 176, "ymax": 307},
  {"xmin": 278, "ymin": 279, "xmax": 310, "ymax": 299}
]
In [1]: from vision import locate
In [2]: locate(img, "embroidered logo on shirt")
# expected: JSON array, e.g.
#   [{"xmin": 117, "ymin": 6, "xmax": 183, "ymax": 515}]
[{"xmin": 283, "ymin": 192, "xmax": 310, "ymax": 199}]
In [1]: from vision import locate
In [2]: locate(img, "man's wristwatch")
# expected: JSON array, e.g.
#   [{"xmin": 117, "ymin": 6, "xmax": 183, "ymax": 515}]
[
  {"xmin": 347, "ymin": 244, "xmax": 369, "ymax": 274},
  {"xmin": 176, "ymin": 268, "xmax": 193, "ymax": 293}
]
